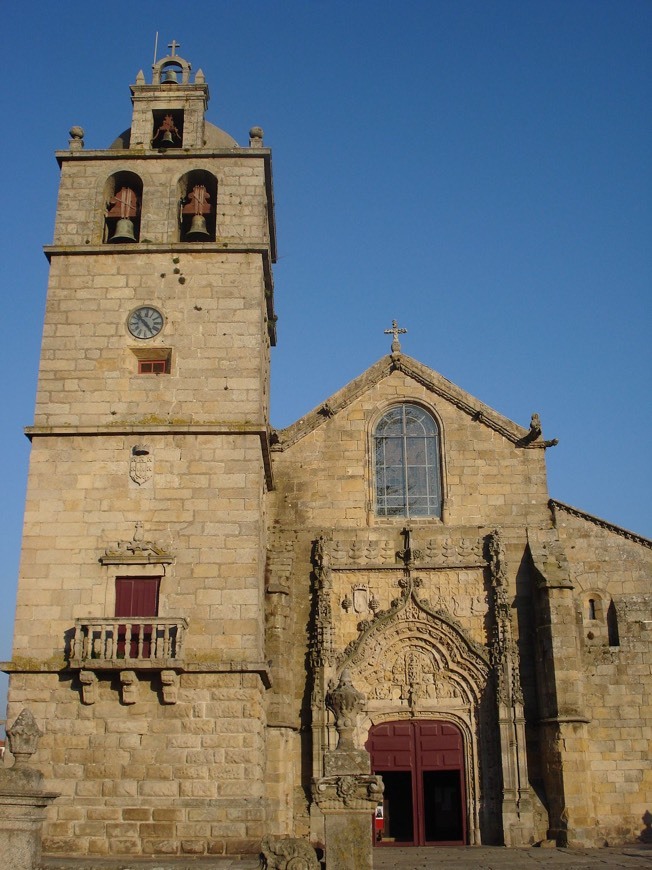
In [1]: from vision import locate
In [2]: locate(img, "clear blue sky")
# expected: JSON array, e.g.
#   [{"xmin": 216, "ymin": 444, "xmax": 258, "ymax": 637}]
[{"xmin": 1, "ymin": 1, "xmax": 650, "ymax": 721}]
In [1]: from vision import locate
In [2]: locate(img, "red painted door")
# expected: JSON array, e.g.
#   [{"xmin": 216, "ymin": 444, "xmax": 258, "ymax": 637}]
[
  {"xmin": 115, "ymin": 577, "xmax": 160, "ymax": 657},
  {"xmin": 366, "ymin": 720, "xmax": 466, "ymax": 846}
]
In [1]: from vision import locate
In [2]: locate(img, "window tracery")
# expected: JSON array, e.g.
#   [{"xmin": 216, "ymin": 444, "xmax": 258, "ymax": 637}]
[{"xmin": 374, "ymin": 404, "xmax": 441, "ymax": 518}]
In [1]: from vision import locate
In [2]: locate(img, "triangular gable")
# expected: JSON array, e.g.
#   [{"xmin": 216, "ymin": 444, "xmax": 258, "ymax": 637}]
[{"xmin": 273, "ymin": 352, "xmax": 538, "ymax": 451}]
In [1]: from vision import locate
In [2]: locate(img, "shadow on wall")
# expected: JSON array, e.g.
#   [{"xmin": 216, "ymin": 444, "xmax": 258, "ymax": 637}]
[{"xmin": 640, "ymin": 811, "xmax": 652, "ymax": 843}]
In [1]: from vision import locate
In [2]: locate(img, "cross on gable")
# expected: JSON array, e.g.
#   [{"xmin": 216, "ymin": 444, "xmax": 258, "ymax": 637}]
[
  {"xmin": 384, "ymin": 319, "xmax": 407, "ymax": 353},
  {"xmin": 168, "ymin": 40, "xmax": 181, "ymax": 57}
]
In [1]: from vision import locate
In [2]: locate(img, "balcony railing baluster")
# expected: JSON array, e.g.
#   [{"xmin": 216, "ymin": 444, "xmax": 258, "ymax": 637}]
[{"xmin": 69, "ymin": 618, "xmax": 187, "ymax": 668}]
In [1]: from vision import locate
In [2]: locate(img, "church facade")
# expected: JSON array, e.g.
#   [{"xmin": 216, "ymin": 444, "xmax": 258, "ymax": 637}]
[{"xmin": 3, "ymin": 51, "xmax": 651, "ymax": 859}]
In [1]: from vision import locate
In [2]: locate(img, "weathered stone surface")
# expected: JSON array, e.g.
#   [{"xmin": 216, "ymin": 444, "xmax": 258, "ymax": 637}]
[{"xmin": 4, "ymin": 41, "xmax": 651, "ymax": 864}]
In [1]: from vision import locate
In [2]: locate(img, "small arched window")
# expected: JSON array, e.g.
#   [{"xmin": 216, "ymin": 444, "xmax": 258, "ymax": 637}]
[{"xmin": 374, "ymin": 404, "xmax": 441, "ymax": 518}]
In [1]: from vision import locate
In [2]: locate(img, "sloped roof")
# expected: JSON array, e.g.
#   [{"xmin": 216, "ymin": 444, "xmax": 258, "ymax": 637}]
[
  {"xmin": 273, "ymin": 352, "xmax": 537, "ymax": 451},
  {"xmin": 550, "ymin": 499, "xmax": 652, "ymax": 548}
]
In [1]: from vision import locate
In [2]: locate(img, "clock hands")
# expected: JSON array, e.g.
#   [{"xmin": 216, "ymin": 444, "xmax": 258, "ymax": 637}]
[
  {"xmin": 136, "ymin": 311, "xmax": 152, "ymax": 332},
  {"xmin": 128, "ymin": 307, "xmax": 163, "ymax": 338}
]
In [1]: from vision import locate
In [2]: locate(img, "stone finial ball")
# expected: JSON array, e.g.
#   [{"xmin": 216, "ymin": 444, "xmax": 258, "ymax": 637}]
[
  {"xmin": 249, "ymin": 126, "xmax": 264, "ymax": 140},
  {"xmin": 69, "ymin": 126, "xmax": 85, "ymax": 140}
]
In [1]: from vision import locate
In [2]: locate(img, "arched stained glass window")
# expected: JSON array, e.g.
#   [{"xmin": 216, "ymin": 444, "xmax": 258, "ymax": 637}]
[{"xmin": 374, "ymin": 404, "xmax": 441, "ymax": 518}]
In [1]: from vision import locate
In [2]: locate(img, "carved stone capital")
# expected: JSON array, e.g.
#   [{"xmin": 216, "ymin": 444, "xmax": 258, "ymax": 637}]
[{"xmin": 312, "ymin": 774, "xmax": 384, "ymax": 812}]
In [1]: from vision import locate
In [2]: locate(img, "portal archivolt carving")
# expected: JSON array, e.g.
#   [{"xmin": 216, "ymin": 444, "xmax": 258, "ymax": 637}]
[
  {"xmin": 311, "ymin": 531, "xmax": 491, "ymax": 712},
  {"xmin": 337, "ymin": 584, "xmax": 490, "ymax": 710}
]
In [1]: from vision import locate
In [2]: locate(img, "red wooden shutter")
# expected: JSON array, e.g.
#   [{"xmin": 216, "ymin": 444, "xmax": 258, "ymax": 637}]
[{"xmin": 115, "ymin": 577, "xmax": 160, "ymax": 617}]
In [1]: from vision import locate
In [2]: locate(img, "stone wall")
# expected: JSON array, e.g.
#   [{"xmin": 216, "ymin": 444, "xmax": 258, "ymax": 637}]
[
  {"xmin": 34, "ymin": 251, "xmax": 269, "ymax": 428},
  {"xmin": 6, "ymin": 672, "xmax": 266, "ymax": 857},
  {"xmin": 52, "ymin": 155, "xmax": 270, "ymax": 248},
  {"xmin": 12, "ymin": 433, "xmax": 267, "ymax": 664},
  {"xmin": 555, "ymin": 506, "xmax": 652, "ymax": 844}
]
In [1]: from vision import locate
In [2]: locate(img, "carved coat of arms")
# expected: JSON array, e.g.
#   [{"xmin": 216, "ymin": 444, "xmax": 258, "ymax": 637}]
[{"xmin": 130, "ymin": 447, "xmax": 152, "ymax": 485}]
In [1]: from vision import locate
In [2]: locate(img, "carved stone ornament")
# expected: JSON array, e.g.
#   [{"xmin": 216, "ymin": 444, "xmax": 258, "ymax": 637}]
[
  {"xmin": 101, "ymin": 521, "xmax": 174, "ymax": 565},
  {"xmin": 160, "ymin": 669, "xmax": 179, "ymax": 704},
  {"xmin": 260, "ymin": 836, "xmax": 320, "ymax": 870},
  {"xmin": 129, "ymin": 444, "xmax": 153, "ymax": 485},
  {"xmin": 6, "ymin": 709, "xmax": 43, "ymax": 766},
  {"xmin": 488, "ymin": 529, "xmax": 507, "ymax": 587},
  {"xmin": 352, "ymin": 584, "xmax": 369, "ymax": 614},
  {"xmin": 312, "ymin": 774, "xmax": 384, "ymax": 811},
  {"xmin": 326, "ymin": 670, "xmax": 365, "ymax": 750},
  {"xmin": 79, "ymin": 669, "xmax": 98, "ymax": 705},
  {"xmin": 337, "ymin": 572, "xmax": 490, "ymax": 683},
  {"xmin": 320, "ymin": 533, "xmax": 483, "ymax": 569},
  {"xmin": 120, "ymin": 670, "xmax": 138, "ymax": 704}
]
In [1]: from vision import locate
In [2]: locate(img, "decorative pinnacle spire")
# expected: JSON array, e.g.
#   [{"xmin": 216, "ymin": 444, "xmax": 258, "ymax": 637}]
[{"xmin": 384, "ymin": 319, "xmax": 407, "ymax": 353}]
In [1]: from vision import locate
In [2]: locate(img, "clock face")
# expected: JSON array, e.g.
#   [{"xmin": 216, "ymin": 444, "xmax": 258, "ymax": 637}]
[{"xmin": 127, "ymin": 306, "xmax": 164, "ymax": 339}]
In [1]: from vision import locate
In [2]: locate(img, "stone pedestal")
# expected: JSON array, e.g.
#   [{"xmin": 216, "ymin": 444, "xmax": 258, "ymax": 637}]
[
  {"xmin": 1, "ymin": 708, "xmax": 60, "ymax": 870},
  {"xmin": 0, "ymin": 767, "xmax": 59, "ymax": 870},
  {"xmin": 313, "ymin": 750, "xmax": 383, "ymax": 870}
]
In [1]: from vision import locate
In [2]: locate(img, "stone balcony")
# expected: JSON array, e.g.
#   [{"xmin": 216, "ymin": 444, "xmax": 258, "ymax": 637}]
[{"xmin": 68, "ymin": 617, "xmax": 188, "ymax": 669}]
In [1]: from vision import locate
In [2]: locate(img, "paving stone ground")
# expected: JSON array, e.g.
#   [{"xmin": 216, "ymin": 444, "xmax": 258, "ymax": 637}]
[
  {"xmin": 41, "ymin": 844, "xmax": 652, "ymax": 870},
  {"xmin": 371, "ymin": 845, "xmax": 652, "ymax": 869}
]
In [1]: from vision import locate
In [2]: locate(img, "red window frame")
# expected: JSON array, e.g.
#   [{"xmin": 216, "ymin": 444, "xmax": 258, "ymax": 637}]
[{"xmin": 138, "ymin": 358, "xmax": 168, "ymax": 374}]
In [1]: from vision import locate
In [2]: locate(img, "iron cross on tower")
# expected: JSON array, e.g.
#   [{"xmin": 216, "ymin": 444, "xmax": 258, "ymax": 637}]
[{"xmin": 384, "ymin": 319, "xmax": 407, "ymax": 353}]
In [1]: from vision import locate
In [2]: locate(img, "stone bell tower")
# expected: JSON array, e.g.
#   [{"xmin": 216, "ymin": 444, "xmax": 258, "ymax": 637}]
[{"xmin": 5, "ymin": 44, "xmax": 276, "ymax": 858}]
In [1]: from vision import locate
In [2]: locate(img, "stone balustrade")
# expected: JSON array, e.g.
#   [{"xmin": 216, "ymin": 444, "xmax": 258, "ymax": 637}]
[{"xmin": 69, "ymin": 617, "xmax": 188, "ymax": 668}]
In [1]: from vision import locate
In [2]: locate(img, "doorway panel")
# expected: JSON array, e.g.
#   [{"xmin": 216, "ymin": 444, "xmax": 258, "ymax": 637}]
[{"xmin": 367, "ymin": 719, "xmax": 467, "ymax": 846}]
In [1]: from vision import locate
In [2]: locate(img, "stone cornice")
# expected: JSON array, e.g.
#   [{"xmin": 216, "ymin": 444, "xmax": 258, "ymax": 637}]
[
  {"xmin": 55, "ymin": 147, "xmax": 271, "ymax": 162},
  {"xmin": 0, "ymin": 660, "xmax": 272, "ymax": 688},
  {"xmin": 550, "ymin": 499, "xmax": 652, "ymax": 549},
  {"xmin": 273, "ymin": 353, "xmax": 543, "ymax": 450}
]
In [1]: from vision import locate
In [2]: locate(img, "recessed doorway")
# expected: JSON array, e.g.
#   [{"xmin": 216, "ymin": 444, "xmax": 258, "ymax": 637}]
[{"xmin": 366, "ymin": 720, "xmax": 467, "ymax": 846}]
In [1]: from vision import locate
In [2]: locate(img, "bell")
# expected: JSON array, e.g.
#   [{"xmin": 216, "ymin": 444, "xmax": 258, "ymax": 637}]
[
  {"xmin": 161, "ymin": 68, "xmax": 179, "ymax": 85},
  {"xmin": 159, "ymin": 130, "xmax": 175, "ymax": 148},
  {"xmin": 185, "ymin": 215, "xmax": 210, "ymax": 241},
  {"xmin": 110, "ymin": 218, "xmax": 136, "ymax": 243}
]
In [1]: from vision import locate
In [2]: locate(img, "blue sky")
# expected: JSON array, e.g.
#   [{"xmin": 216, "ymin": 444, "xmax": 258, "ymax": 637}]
[{"xmin": 1, "ymin": 1, "xmax": 650, "ymax": 721}]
